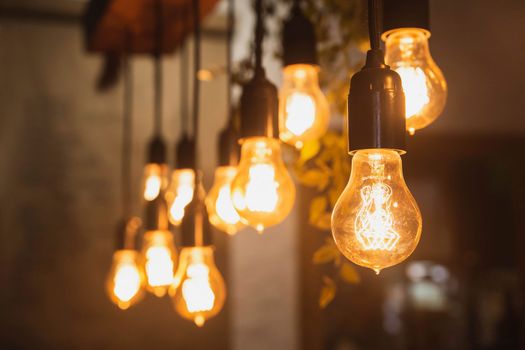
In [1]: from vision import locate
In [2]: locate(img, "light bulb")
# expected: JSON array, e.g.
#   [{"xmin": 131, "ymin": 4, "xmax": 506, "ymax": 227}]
[
  {"xmin": 143, "ymin": 163, "xmax": 169, "ymax": 201},
  {"xmin": 231, "ymin": 137, "xmax": 295, "ymax": 233},
  {"xmin": 171, "ymin": 246, "xmax": 226, "ymax": 327},
  {"xmin": 140, "ymin": 230, "xmax": 177, "ymax": 297},
  {"xmin": 384, "ymin": 29, "xmax": 447, "ymax": 135},
  {"xmin": 279, "ymin": 64, "xmax": 329, "ymax": 148},
  {"xmin": 106, "ymin": 250, "xmax": 144, "ymax": 310},
  {"xmin": 166, "ymin": 169, "xmax": 195, "ymax": 225},
  {"xmin": 206, "ymin": 166, "xmax": 245, "ymax": 235},
  {"xmin": 331, "ymin": 149, "xmax": 422, "ymax": 274}
]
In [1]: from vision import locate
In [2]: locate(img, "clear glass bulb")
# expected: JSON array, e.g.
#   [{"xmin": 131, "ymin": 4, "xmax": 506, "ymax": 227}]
[
  {"xmin": 166, "ymin": 169, "xmax": 195, "ymax": 225},
  {"xmin": 139, "ymin": 230, "xmax": 177, "ymax": 297},
  {"xmin": 331, "ymin": 150, "xmax": 422, "ymax": 274},
  {"xmin": 142, "ymin": 163, "xmax": 169, "ymax": 201},
  {"xmin": 206, "ymin": 166, "xmax": 246, "ymax": 235},
  {"xmin": 106, "ymin": 250, "xmax": 144, "ymax": 310},
  {"xmin": 231, "ymin": 137, "xmax": 296, "ymax": 233},
  {"xmin": 279, "ymin": 64, "xmax": 329, "ymax": 148},
  {"xmin": 171, "ymin": 246, "xmax": 226, "ymax": 327},
  {"xmin": 384, "ymin": 29, "xmax": 447, "ymax": 135}
]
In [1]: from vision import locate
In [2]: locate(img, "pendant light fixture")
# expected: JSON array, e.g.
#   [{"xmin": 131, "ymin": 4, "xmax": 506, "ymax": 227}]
[
  {"xmin": 206, "ymin": 0, "xmax": 246, "ymax": 235},
  {"xmin": 139, "ymin": 0, "xmax": 178, "ymax": 297},
  {"xmin": 166, "ymin": 6, "xmax": 196, "ymax": 226},
  {"xmin": 382, "ymin": 0, "xmax": 447, "ymax": 135},
  {"xmin": 230, "ymin": 0, "xmax": 296, "ymax": 234},
  {"xmin": 106, "ymin": 51, "xmax": 145, "ymax": 310},
  {"xmin": 278, "ymin": 0, "xmax": 329, "ymax": 149},
  {"xmin": 171, "ymin": 0, "xmax": 226, "ymax": 327},
  {"xmin": 331, "ymin": 0, "xmax": 422, "ymax": 274}
]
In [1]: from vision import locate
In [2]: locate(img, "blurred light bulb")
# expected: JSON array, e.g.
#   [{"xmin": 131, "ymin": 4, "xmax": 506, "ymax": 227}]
[
  {"xmin": 143, "ymin": 163, "xmax": 168, "ymax": 201},
  {"xmin": 279, "ymin": 64, "xmax": 329, "ymax": 148},
  {"xmin": 231, "ymin": 137, "xmax": 295, "ymax": 233},
  {"xmin": 140, "ymin": 230, "xmax": 177, "ymax": 297},
  {"xmin": 171, "ymin": 247, "xmax": 226, "ymax": 327},
  {"xmin": 206, "ymin": 166, "xmax": 245, "ymax": 235},
  {"xmin": 106, "ymin": 250, "xmax": 144, "ymax": 310},
  {"xmin": 331, "ymin": 150, "xmax": 422, "ymax": 274},
  {"xmin": 166, "ymin": 169, "xmax": 195, "ymax": 225},
  {"xmin": 384, "ymin": 29, "xmax": 447, "ymax": 135}
]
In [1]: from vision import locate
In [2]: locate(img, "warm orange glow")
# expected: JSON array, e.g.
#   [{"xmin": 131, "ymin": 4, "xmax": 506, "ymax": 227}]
[
  {"xmin": 231, "ymin": 138, "xmax": 295, "ymax": 233},
  {"xmin": 106, "ymin": 250, "xmax": 144, "ymax": 310},
  {"xmin": 143, "ymin": 163, "xmax": 168, "ymax": 201},
  {"xmin": 206, "ymin": 166, "xmax": 245, "ymax": 235},
  {"xmin": 166, "ymin": 169, "xmax": 195, "ymax": 225},
  {"xmin": 171, "ymin": 247, "xmax": 226, "ymax": 327},
  {"xmin": 279, "ymin": 64, "xmax": 329, "ymax": 148},
  {"xmin": 331, "ymin": 150, "xmax": 422, "ymax": 274},
  {"xmin": 140, "ymin": 230, "xmax": 177, "ymax": 297},
  {"xmin": 383, "ymin": 28, "xmax": 447, "ymax": 134}
]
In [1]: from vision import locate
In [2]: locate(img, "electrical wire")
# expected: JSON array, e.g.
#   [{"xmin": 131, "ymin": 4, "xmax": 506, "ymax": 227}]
[
  {"xmin": 368, "ymin": 0, "xmax": 382, "ymax": 51},
  {"xmin": 153, "ymin": 0, "xmax": 163, "ymax": 136},
  {"xmin": 121, "ymin": 50, "xmax": 133, "ymax": 218},
  {"xmin": 227, "ymin": 0, "xmax": 234, "ymax": 122},
  {"xmin": 192, "ymin": 0, "xmax": 201, "ymax": 171},
  {"xmin": 254, "ymin": 0, "xmax": 263, "ymax": 71},
  {"xmin": 180, "ymin": 3, "xmax": 190, "ymax": 136}
]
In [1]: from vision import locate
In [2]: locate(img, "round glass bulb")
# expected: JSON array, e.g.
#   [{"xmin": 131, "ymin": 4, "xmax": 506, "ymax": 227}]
[
  {"xmin": 139, "ymin": 230, "xmax": 177, "ymax": 297},
  {"xmin": 142, "ymin": 163, "xmax": 169, "ymax": 201},
  {"xmin": 231, "ymin": 137, "xmax": 296, "ymax": 233},
  {"xmin": 171, "ymin": 246, "xmax": 226, "ymax": 327},
  {"xmin": 206, "ymin": 166, "xmax": 246, "ymax": 235},
  {"xmin": 331, "ymin": 150, "xmax": 422, "ymax": 274},
  {"xmin": 166, "ymin": 169, "xmax": 195, "ymax": 225},
  {"xmin": 384, "ymin": 29, "xmax": 447, "ymax": 135},
  {"xmin": 106, "ymin": 250, "xmax": 144, "ymax": 310},
  {"xmin": 278, "ymin": 64, "xmax": 329, "ymax": 148}
]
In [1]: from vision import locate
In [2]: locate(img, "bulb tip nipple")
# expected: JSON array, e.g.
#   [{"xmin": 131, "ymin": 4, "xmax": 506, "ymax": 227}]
[
  {"xmin": 255, "ymin": 225, "xmax": 265, "ymax": 234},
  {"xmin": 408, "ymin": 128, "xmax": 416, "ymax": 136},
  {"xmin": 195, "ymin": 315, "xmax": 205, "ymax": 327},
  {"xmin": 373, "ymin": 268, "xmax": 381, "ymax": 275}
]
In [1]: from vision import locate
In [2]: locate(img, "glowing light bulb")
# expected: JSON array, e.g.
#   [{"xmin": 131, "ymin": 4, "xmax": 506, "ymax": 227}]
[
  {"xmin": 143, "ymin": 163, "xmax": 168, "ymax": 201},
  {"xmin": 166, "ymin": 169, "xmax": 195, "ymax": 225},
  {"xmin": 231, "ymin": 137, "xmax": 295, "ymax": 233},
  {"xmin": 206, "ymin": 166, "xmax": 245, "ymax": 235},
  {"xmin": 106, "ymin": 250, "xmax": 144, "ymax": 310},
  {"xmin": 331, "ymin": 150, "xmax": 422, "ymax": 274},
  {"xmin": 384, "ymin": 29, "xmax": 447, "ymax": 134},
  {"xmin": 279, "ymin": 64, "xmax": 329, "ymax": 148},
  {"xmin": 140, "ymin": 230, "xmax": 177, "ymax": 297},
  {"xmin": 171, "ymin": 246, "xmax": 226, "ymax": 327}
]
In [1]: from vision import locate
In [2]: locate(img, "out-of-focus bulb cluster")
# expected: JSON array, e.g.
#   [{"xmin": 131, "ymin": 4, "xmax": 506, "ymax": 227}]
[
  {"xmin": 331, "ymin": 150, "xmax": 422, "ymax": 274},
  {"xmin": 279, "ymin": 64, "xmax": 329, "ymax": 148},
  {"xmin": 140, "ymin": 230, "xmax": 178, "ymax": 297},
  {"xmin": 106, "ymin": 250, "xmax": 144, "ymax": 310},
  {"xmin": 166, "ymin": 169, "xmax": 195, "ymax": 225},
  {"xmin": 383, "ymin": 28, "xmax": 447, "ymax": 135},
  {"xmin": 206, "ymin": 166, "xmax": 245, "ymax": 235},
  {"xmin": 171, "ymin": 247, "xmax": 226, "ymax": 327},
  {"xmin": 231, "ymin": 137, "xmax": 295, "ymax": 233}
]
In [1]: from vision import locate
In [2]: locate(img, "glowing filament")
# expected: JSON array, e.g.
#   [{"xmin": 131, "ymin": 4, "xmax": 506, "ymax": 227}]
[
  {"xmin": 169, "ymin": 185, "xmax": 194, "ymax": 223},
  {"xmin": 243, "ymin": 164, "xmax": 279, "ymax": 212},
  {"xmin": 355, "ymin": 183, "xmax": 400, "ymax": 251},
  {"xmin": 145, "ymin": 246, "xmax": 174, "ymax": 288},
  {"xmin": 285, "ymin": 93, "xmax": 316, "ymax": 136},
  {"xmin": 144, "ymin": 174, "xmax": 162, "ymax": 201},
  {"xmin": 216, "ymin": 184, "xmax": 241, "ymax": 225},
  {"xmin": 182, "ymin": 263, "xmax": 215, "ymax": 326},
  {"xmin": 395, "ymin": 67, "xmax": 430, "ymax": 119},
  {"xmin": 113, "ymin": 263, "xmax": 141, "ymax": 305}
]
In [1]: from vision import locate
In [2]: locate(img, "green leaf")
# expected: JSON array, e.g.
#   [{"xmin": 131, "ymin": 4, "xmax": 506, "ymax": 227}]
[
  {"xmin": 312, "ymin": 243, "xmax": 339, "ymax": 264},
  {"xmin": 297, "ymin": 169, "xmax": 329, "ymax": 190},
  {"xmin": 319, "ymin": 276, "xmax": 336, "ymax": 309},
  {"xmin": 340, "ymin": 262, "xmax": 360, "ymax": 284},
  {"xmin": 309, "ymin": 196, "xmax": 327, "ymax": 224},
  {"xmin": 300, "ymin": 139, "xmax": 321, "ymax": 163}
]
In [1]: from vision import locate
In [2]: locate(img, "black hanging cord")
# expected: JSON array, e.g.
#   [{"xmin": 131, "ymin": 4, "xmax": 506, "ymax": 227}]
[
  {"xmin": 192, "ymin": 0, "xmax": 201, "ymax": 172},
  {"xmin": 122, "ymin": 44, "xmax": 133, "ymax": 218},
  {"xmin": 253, "ymin": 0, "xmax": 264, "ymax": 72},
  {"xmin": 368, "ymin": 0, "xmax": 382, "ymax": 50},
  {"xmin": 180, "ymin": 3, "xmax": 190, "ymax": 136},
  {"xmin": 153, "ymin": 0, "xmax": 163, "ymax": 136},
  {"xmin": 226, "ymin": 0, "xmax": 234, "ymax": 122}
]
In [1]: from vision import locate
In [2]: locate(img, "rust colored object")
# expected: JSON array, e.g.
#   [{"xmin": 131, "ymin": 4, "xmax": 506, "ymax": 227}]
[{"xmin": 84, "ymin": 0, "xmax": 219, "ymax": 54}]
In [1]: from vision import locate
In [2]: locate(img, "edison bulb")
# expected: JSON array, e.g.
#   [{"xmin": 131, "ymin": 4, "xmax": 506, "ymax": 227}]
[
  {"xmin": 106, "ymin": 250, "xmax": 144, "ymax": 310},
  {"xmin": 384, "ymin": 29, "xmax": 447, "ymax": 134},
  {"xmin": 171, "ymin": 246, "xmax": 226, "ymax": 327},
  {"xmin": 166, "ymin": 169, "xmax": 195, "ymax": 225},
  {"xmin": 206, "ymin": 166, "xmax": 245, "ymax": 235},
  {"xmin": 331, "ymin": 150, "xmax": 422, "ymax": 274},
  {"xmin": 143, "ymin": 163, "xmax": 169, "ymax": 201},
  {"xmin": 279, "ymin": 64, "xmax": 329, "ymax": 148},
  {"xmin": 231, "ymin": 137, "xmax": 295, "ymax": 233},
  {"xmin": 140, "ymin": 230, "xmax": 177, "ymax": 297}
]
